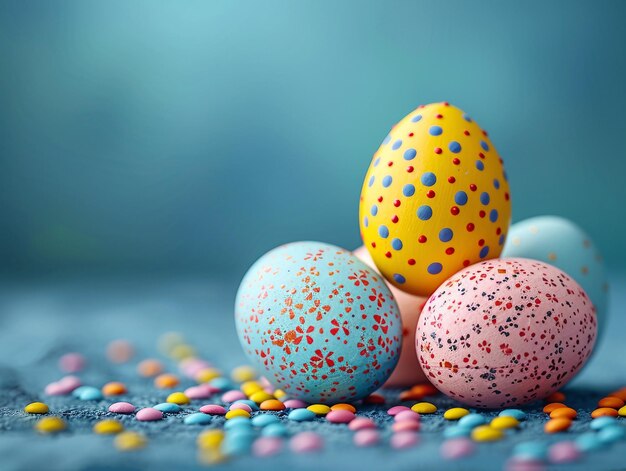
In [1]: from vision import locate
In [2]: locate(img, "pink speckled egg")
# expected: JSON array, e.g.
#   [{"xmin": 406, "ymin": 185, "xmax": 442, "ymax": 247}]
[
  {"xmin": 353, "ymin": 246, "xmax": 428, "ymax": 387},
  {"xmin": 416, "ymin": 258, "xmax": 597, "ymax": 408}
]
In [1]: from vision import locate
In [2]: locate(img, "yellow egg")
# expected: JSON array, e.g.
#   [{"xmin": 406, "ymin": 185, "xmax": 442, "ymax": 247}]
[{"xmin": 359, "ymin": 102, "xmax": 511, "ymax": 296}]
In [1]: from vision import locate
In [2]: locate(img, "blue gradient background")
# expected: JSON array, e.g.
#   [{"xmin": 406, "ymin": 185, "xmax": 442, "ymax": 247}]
[{"xmin": 2, "ymin": 0, "xmax": 625, "ymax": 277}]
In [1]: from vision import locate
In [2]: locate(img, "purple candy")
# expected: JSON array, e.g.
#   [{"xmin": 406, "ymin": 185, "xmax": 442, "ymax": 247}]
[
  {"xmin": 348, "ymin": 417, "xmax": 377, "ymax": 431},
  {"xmin": 199, "ymin": 404, "xmax": 227, "ymax": 415},
  {"xmin": 394, "ymin": 410, "xmax": 420, "ymax": 422},
  {"xmin": 283, "ymin": 399, "xmax": 308, "ymax": 409},
  {"xmin": 290, "ymin": 432, "xmax": 323, "ymax": 453},
  {"xmin": 136, "ymin": 407, "xmax": 164, "ymax": 421},
  {"xmin": 387, "ymin": 405, "xmax": 411, "ymax": 416},
  {"xmin": 221, "ymin": 390, "xmax": 246, "ymax": 402},
  {"xmin": 325, "ymin": 410, "xmax": 355, "ymax": 424},
  {"xmin": 390, "ymin": 431, "xmax": 419, "ymax": 449},
  {"xmin": 440, "ymin": 438, "xmax": 475, "ymax": 460},
  {"xmin": 354, "ymin": 429, "xmax": 380, "ymax": 447},
  {"xmin": 108, "ymin": 402, "xmax": 135, "ymax": 414},
  {"xmin": 549, "ymin": 441, "xmax": 581, "ymax": 464},
  {"xmin": 253, "ymin": 436, "xmax": 283, "ymax": 457}
]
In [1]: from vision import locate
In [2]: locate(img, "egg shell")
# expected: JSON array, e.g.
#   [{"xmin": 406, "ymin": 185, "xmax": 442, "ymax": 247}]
[
  {"xmin": 502, "ymin": 215, "xmax": 608, "ymax": 337},
  {"xmin": 353, "ymin": 246, "xmax": 428, "ymax": 387},
  {"xmin": 359, "ymin": 102, "xmax": 511, "ymax": 297},
  {"xmin": 235, "ymin": 241, "xmax": 402, "ymax": 403},
  {"xmin": 417, "ymin": 258, "xmax": 597, "ymax": 408}
]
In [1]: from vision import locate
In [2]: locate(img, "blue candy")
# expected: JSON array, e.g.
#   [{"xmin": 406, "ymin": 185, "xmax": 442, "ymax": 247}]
[
  {"xmin": 598, "ymin": 425, "xmax": 626, "ymax": 444},
  {"xmin": 288, "ymin": 409, "xmax": 316, "ymax": 422},
  {"xmin": 224, "ymin": 417, "xmax": 252, "ymax": 430},
  {"xmin": 251, "ymin": 414, "xmax": 280, "ymax": 427},
  {"xmin": 184, "ymin": 413, "xmax": 212, "ymax": 425},
  {"xmin": 261, "ymin": 423, "xmax": 288, "ymax": 437},
  {"xmin": 458, "ymin": 413, "xmax": 486, "ymax": 429},
  {"xmin": 77, "ymin": 386, "xmax": 103, "ymax": 401},
  {"xmin": 512, "ymin": 441, "xmax": 548, "ymax": 460},
  {"xmin": 209, "ymin": 377, "xmax": 233, "ymax": 391},
  {"xmin": 590, "ymin": 416, "xmax": 618, "ymax": 430},
  {"xmin": 498, "ymin": 409, "xmax": 527, "ymax": 421},
  {"xmin": 575, "ymin": 432, "xmax": 606, "ymax": 452},
  {"xmin": 71, "ymin": 386, "xmax": 90, "ymax": 397},
  {"xmin": 443, "ymin": 426, "xmax": 471, "ymax": 438},
  {"xmin": 153, "ymin": 402, "xmax": 182, "ymax": 413}
]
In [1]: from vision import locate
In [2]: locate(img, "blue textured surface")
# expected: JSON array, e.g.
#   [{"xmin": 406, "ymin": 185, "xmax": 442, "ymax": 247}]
[{"xmin": 0, "ymin": 274, "xmax": 625, "ymax": 470}]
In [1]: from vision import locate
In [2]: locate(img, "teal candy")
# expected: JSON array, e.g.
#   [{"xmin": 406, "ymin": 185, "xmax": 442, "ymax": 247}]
[
  {"xmin": 502, "ymin": 216, "xmax": 608, "ymax": 338},
  {"xmin": 72, "ymin": 386, "xmax": 89, "ymax": 397},
  {"xmin": 512, "ymin": 441, "xmax": 548, "ymax": 460},
  {"xmin": 498, "ymin": 409, "xmax": 527, "ymax": 421},
  {"xmin": 576, "ymin": 432, "xmax": 607, "ymax": 452},
  {"xmin": 590, "ymin": 416, "xmax": 618, "ymax": 430},
  {"xmin": 262, "ymin": 423, "xmax": 288, "ymax": 437},
  {"xmin": 598, "ymin": 425, "xmax": 626, "ymax": 444},
  {"xmin": 457, "ymin": 413, "xmax": 486, "ymax": 429},
  {"xmin": 288, "ymin": 409, "xmax": 316, "ymax": 422},
  {"xmin": 224, "ymin": 417, "xmax": 252, "ymax": 430},
  {"xmin": 78, "ymin": 387, "xmax": 103, "ymax": 401},
  {"xmin": 443, "ymin": 426, "xmax": 471, "ymax": 438},
  {"xmin": 209, "ymin": 377, "xmax": 233, "ymax": 391},
  {"xmin": 251, "ymin": 414, "xmax": 280, "ymax": 427},
  {"xmin": 154, "ymin": 403, "xmax": 182, "ymax": 413},
  {"xmin": 184, "ymin": 413, "xmax": 212, "ymax": 425}
]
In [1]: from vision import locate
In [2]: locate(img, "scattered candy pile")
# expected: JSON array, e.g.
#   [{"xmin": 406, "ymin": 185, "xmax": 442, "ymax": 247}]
[{"xmin": 18, "ymin": 333, "xmax": 626, "ymax": 469}]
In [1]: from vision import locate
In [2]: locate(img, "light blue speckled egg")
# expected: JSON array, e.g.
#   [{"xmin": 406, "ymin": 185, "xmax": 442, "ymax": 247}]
[
  {"xmin": 502, "ymin": 215, "xmax": 608, "ymax": 337},
  {"xmin": 235, "ymin": 241, "xmax": 402, "ymax": 403}
]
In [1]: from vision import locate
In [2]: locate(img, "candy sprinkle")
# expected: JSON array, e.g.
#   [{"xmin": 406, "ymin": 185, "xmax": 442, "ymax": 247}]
[
  {"xmin": 411, "ymin": 402, "xmax": 437, "ymax": 414},
  {"xmin": 288, "ymin": 408, "xmax": 316, "ymax": 422},
  {"xmin": 471, "ymin": 425, "xmax": 504, "ymax": 442},
  {"xmin": 598, "ymin": 396, "xmax": 625, "ymax": 409},
  {"xmin": 490, "ymin": 416, "xmax": 520, "ymax": 430},
  {"xmin": 24, "ymin": 402, "xmax": 49, "ymax": 414},
  {"xmin": 231, "ymin": 365, "xmax": 257, "ymax": 383},
  {"xmin": 390, "ymin": 431, "xmax": 419, "ymax": 449},
  {"xmin": 307, "ymin": 404, "xmax": 331, "ymax": 416},
  {"xmin": 618, "ymin": 405, "xmax": 626, "ymax": 417},
  {"xmin": 154, "ymin": 373, "xmax": 180, "ymax": 389},
  {"xmin": 166, "ymin": 392, "xmax": 190, "ymax": 405},
  {"xmin": 543, "ymin": 402, "xmax": 567, "ymax": 413},
  {"xmin": 136, "ymin": 408, "xmax": 164, "ymax": 421},
  {"xmin": 548, "ymin": 441, "xmax": 581, "ymax": 463},
  {"xmin": 137, "ymin": 359, "xmax": 164, "ymax": 377},
  {"xmin": 153, "ymin": 402, "xmax": 182, "ymax": 413},
  {"xmin": 326, "ymin": 409, "xmax": 355, "ymax": 424},
  {"xmin": 253, "ymin": 436, "xmax": 283, "ymax": 457},
  {"xmin": 544, "ymin": 418, "xmax": 572, "ymax": 433},
  {"xmin": 200, "ymin": 404, "xmax": 227, "ymax": 415},
  {"xmin": 330, "ymin": 403, "xmax": 356, "ymax": 413},
  {"xmin": 440, "ymin": 437, "xmax": 475, "ymax": 459},
  {"xmin": 444, "ymin": 408, "xmax": 470, "ymax": 420},
  {"xmin": 93, "ymin": 419, "xmax": 124, "ymax": 434},
  {"xmin": 591, "ymin": 407, "xmax": 619, "ymax": 418},
  {"xmin": 225, "ymin": 409, "xmax": 251, "ymax": 419},
  {"xmin": 290, "ymin": 431, "xmax": 323, "ymax": 453},
  {"xmin": 549, "ymin": 407, "xmax": 577, "ymax": 420},
  {"xmin": 114, "ymin": 431, "xmax": 147, "ymax": 451},
  {"xmin": 260, "ymin": 399, "xmax": 285, "ymax": 411},
  {"xmin": 498, "ymin": 409, "xmax": 527, "ymax": 421},
  {"xmin": 184, "ymin": 413, "xmax": 212, "ymax": 425},
  {"xmin": 106, "ymin": 339, "xmax": 134, "ymax": 364},
  {"xmin": 58, "ymin": 353, "xmax": 86, "ymax": 373},
  {"xmin": 102, "ymin": 382, "xmax": 127, "ymax": 396},
  {"xmin": 353, "ymin": 429, "xmax": 380, "ymax": 447},
  {"xmin": 108, "ymin": 402, "xmax": 135, "ymax": 414},
  {"xmin": 35, "ymin": 416, "xmax": 66, "ymax": 434},
  {"xmin": 197, "ymin": 430, "xmax": 224, "ymax": 450}
]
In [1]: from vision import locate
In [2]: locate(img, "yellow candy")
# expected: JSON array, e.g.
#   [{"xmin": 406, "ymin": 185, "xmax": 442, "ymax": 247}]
[
  {"xmin": 24, "ymin": 402, "xmax": 49, "ymax": 414},
  {"xmin": 471, "ymin": 425, "xmax": 504, "ymax": 442},
  {"xmin": 158, "ymin": 331, "xmax": 185, "ymax": 356},
  {"xmin": 93, "ymin": 419, "xmax": 124, "ymax": 434},
  {"xmin": 490, "ymin": 416, "xmax": 520, "ymax": 430},
  {"xmin": 198, "ymin": 448, "xmax": 227, "ymax": 465},
  {"xmin": 241, "ymin": 381, "xmax": 263, "ymax": 396},
  {"xmin": 195, "ymin": 368, "xmax": 221, "ymax": 383},
  {"xmin": 225, "ymin": 409, "xmax": 250, "ymax": 419},
  {"xmin": 197, "ymin": 430, "xmax": 224, "ymax": 450},
  {"xmin": 358, "ymin": 102, "xmax": 512, "ymax": 296},
  {"xmin": 619, "ymin": 405, "xmax": 626, "ymax": 417},
  {"xmin": 307, "ymin": 404, "xmax": 331, "ymax": 415},
  {"xmin": 231, "ymin": 365, "xmax": 257, "ymax": 383},
  {"xmin": 274, "ymin": 389, "xmax": 287, "ymax": 399},
  {"xmin": 170, "ymin": 343, "xmax": 195, "ymax": 360},
  {"xmin": 114, "ymin": 431, "xmax": 147, "ymax": 451},
  {"xmin": 443, "ymin": 407, "xmax": 470, "ymax": 420},
  {"xmin": 411, "ymin": 402, "xmax": 437, "ymax": 414},
  {"xmin": 166, "ymin": 392, "xmax": 190, "ymax": 405},
  {"xmin": 35, "ymin": 416, "xmax": 66, "ymax": 433},
  {"xmin": 249, "ymin": 391, "xmax": 274, "ymax": 404}
]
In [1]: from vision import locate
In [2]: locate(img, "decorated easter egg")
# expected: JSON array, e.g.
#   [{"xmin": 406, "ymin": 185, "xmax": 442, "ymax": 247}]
[
  {"xmin": 502, "ymin": 215, "xmax": 608, "ymax": 337},
  {"xmin": 359, "ymin": 102, "xmax": 511, "ymax": 296},
  {"xmin": 417, "ymin": 258, "xmax": 597, "ymax": 408},
  {"xmin": 235, "ymin": 241, "xmax": 402, "ymax": 403},
  {"xmin": 353, "ymin": 246, "xmax": 428, "ymax": 387}
]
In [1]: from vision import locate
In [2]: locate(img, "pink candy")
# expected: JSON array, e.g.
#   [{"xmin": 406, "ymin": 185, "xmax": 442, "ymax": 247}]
[
  {"xmin": 108, "ymin": 402, "xmax": 136, "ymax": 414},
  {"xmin": 135, "ymin": 408, "xmax": 164, "ymax": 421},
  {"xmin": 390, "ymin": 432, "xmax": 419, "ymax": 449},
  {"xmin": 505, "ymin": 458, "xmax": 546, "ymax": 471},
  {"xmin": 221, "ymin": 390, "xmax": 246, "ymax": 402},
  {"xmin": 549, "ymin": 441, "xmax": 581, "ymax": 464},
  {"xmin": 325, "ymin": 409, "xmax": 355, "ymax": 424},
  {"xmin": 199, "ymin": 404, "xmax": 227, "ymax": 415},
  {"xmin": 348, "ymin": 417, "xmax": 377, "ymax": 431},
  {"xmin": 45, "ymin": 375, "xmax": 81, "ymax": 396},
  {"xmin": 392, "ymin": 421, "xmax": 420, "ymax": 432},
  {"xmin": 253, "ymin": 436, "xmax": 283, "ymax": 457},
  {"xmin": 394, "ymin": 410, "xmax": 420, "ymax": 422},
  {"xmin": 283, "ymin": 399, "xmax": 308, "ymax": 409},
  {"xmin": 58, "ymin": 353, "xmax": 86, "ymax": 373},
  {"xmin": 440, "ymin": 438, "xmax": 475, "ymax": 460},
  {"xmin": 185, "ymin": 384, "xmax": 217, "ymax": 399},
  {"xmin": 229, "ymin": 402, "xmax": 252, "ymax": 412},
  {"xmin": 354, "ymin": 429, "xmax": 380, "ymax": 447},
  {"xmin": 179, "ymin": 358, "xmax": 212, "ymax": 378},
  {"xmin": 387, "ymin": 405, "xmax": 411, "ymax": 416},
  {"xmin": 290, "ymin": 432, "xmax": 323, "ymax": 453}
]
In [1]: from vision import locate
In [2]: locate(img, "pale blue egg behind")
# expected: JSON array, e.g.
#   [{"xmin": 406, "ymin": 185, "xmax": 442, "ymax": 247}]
[
  {"xmin": 235, "ymin": 241, "xmax": 402, "ymax": 403},
  {"xmin": 502, "ymin": 216, "xmax": 608, "ymax": 338}
]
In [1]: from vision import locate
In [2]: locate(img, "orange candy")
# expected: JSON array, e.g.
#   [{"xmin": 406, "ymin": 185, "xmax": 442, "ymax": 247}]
[
  {"xmin": 549, "ymin": 407, "xmax": 577, "ymax": 420},
  {"xmin": 137, "ymin": 359, "xmax": 164, "ymax": 377},
  {"xmin": 102, "ymin": 382, "xmax": 127, "ymax": 396},
  {"xmin": 591, "ymin": 407, "xmax": 619, "ymax": 418},
  {"xmin": 259, "ymin": 400, "xmax": 285, "ymax": 411},
  {"xmin": 106, "ymin": 340, "xmax": 134, "ymax": 364},
  {"xmin": 154, "ymin": 373, "xmax": 180, "ymax": 389},
  {"xmin": 598, "ymin": 397, "xmax": 625, "ymax": 409},
  {"xmin": 543, "ymin": 402, "xmax": 567, "ymax": 414},
  {"xmin": 607, "ymin": 388, "xmax": 626, "ymax": 401},
  {"xmin": 544, "ymin": 418, "xmax": 572, "ymax": 433},
  {"xmin": 363, "ymin": 394, "xmax": 385, "ymax": 405},
  {"xmin": 411, "ymin": 384, "xmax": 439, "ymax": 397},
  {"xmin": 331, "ymin": 403, "xmax": 356, "ymax": 413},
  {"xmin": 545, "ymin": 391, "xmax": 566, "ymax": 403}
]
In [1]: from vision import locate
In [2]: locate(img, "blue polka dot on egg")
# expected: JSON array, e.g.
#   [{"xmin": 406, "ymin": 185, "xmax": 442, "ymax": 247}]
[
  {"xmin": 429, "ymin": 125, "xmax": 442, "ymax": 136},
  {"xmin": 393, "ymin": 273, "xmax": 406, "ymax": 284},
  {"xmin": 480, "ymin": 246, "xmax": 490, "ymax": 258},
  {"xmin": 455, "ymin": 191, "xmax": 468, "ymax": 205},
  {"xmin": 403, "ymin": 148, "xmax": 417, "ymax": 160},
  {"xmin": 427, "ymin": 262, "xmax": 443, "ymax": 275},
  {"xmin": 392, "ymin": 238, "xmax": 403, "ymax": 250},
  {"xmin": 449, "ymin": 141, "xmax": 461, "ymax": 153},
  {"xmin": 421, "ymin": 172, "xmax": 437, "ymax": 187},
  {"xmin": 490, "ymin": 209, "xmax": 499, "ymax": 222},
  {"xmin": 480, "ymin": 192, "xmax": 490, "ymax": 205},
  {"xmin": 481, "ymin": 140, "xmax": 490, "ymax": 151},
  {"xmin": 379, "ymin": 225, "xmax": 389, "ymax": 238},
  {"xmin": 403, "ymin": 184, "xmax": 415, "ymax": 197},
  {"xmin": 371, "ymin": 205, "xmax": 378, "ymax": 216},
  {"xmin": 382, "ymin": 176, "xmax": 392, "ymax": 187},
  {"xmin": 368, "ymin": 176, "xmax": 375, "ymax": 187},
  {"xmin": 392, "ymin": 139, "xmax": 403, "ymax": 150},
  {"xmin": 417, "ymin": 205, "xmax": 432, "ymax": 221},
  {"xmin": 476, "ymin": 160, "xmax": 485, "ymax": 171},
  {"xmin": 411, "ymin": 114, "xmax": 422, "ymax": 122},
  {"xmin": 439, "ymin": 228, "xmax": 453, "ymax": 242}
]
